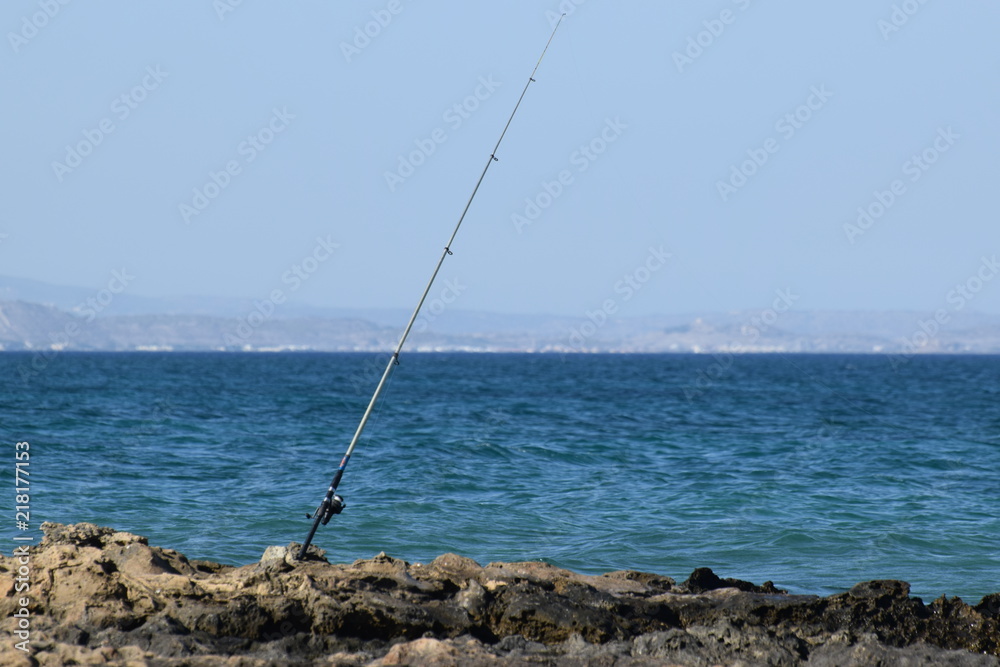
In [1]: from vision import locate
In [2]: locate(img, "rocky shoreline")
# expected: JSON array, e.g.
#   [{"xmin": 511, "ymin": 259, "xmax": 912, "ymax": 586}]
[{"xmin": 1, "ymin": 523, "xmax": 997, "ymax": 666}]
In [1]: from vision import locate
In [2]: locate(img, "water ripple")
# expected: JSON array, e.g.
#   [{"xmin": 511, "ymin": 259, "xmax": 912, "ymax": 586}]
[{"xmin": 1, "ymin": 352, "xmax": 998, "ymax": 601}]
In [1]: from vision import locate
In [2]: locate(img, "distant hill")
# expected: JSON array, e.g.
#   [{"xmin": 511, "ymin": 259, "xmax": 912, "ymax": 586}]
[
  {"xmin": 1, "ymin": 297, "xmax": 999, "ymax": 355},
  {"xmin": 2, "ymin": 273, "xmax": 998, "ymax": 354}
]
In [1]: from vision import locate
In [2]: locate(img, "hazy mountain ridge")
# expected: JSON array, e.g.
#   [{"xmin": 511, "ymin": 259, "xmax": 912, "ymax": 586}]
[
  {"xmin": 2, "ymin": 297, "xmax": 999, "ymax": 354},
  {"xmin": 2, "ymin": 274, "xmax": 998, "ymax": 353}
]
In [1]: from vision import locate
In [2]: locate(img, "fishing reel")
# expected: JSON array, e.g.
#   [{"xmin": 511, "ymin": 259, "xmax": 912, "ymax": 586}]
[{"xmin": 307, "ymin": 494, "xmax": 346, "ymax": 525}]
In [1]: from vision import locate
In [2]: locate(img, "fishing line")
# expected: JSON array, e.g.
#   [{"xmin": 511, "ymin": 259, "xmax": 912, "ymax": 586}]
[{"xmin": 297, "ymin": 16, "xmax": 568, "ymax": 559}]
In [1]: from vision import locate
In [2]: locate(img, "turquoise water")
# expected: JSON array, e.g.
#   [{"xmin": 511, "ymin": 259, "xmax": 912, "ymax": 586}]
[{"xmin": 2, "ymin": 352, "xmax": 998, "ymax": 602}]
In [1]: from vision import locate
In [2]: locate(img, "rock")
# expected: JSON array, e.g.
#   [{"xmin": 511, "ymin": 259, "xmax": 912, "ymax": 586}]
[
  {"xmin": 372, "ymin": 636, "xmax": 500, "ymax": 666},
  {"xmin": 0, "ymin": 522, "xmax": 997, "ymax": 666},
  {"xmin": 259, "ymin": 545, "xmax": 295, "ymax": 573},
  {"xmin": 288, "ymin": 541, "xmax": 329, "ymax": 564},
  {"xmin": 847, "ymin": 578, "xmax": 911, "ymax": 599},
  {"xmin": 679, "ymin": 565, "xmax": 787, "ymax": 594},
  {"xmin": 979, "ymin": 594, "xmax": 1000, "ymax": 618}
]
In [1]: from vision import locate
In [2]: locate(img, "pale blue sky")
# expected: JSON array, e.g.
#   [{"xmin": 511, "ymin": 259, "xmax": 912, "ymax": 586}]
[{"xmin": 2, "ymin": 1, "xmax": 998, "ymax": 317}]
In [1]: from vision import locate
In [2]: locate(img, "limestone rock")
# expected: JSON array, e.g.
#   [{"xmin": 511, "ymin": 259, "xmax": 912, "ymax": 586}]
[{"xmin": 0, "ymin": 522, "xmax": 997, "ymax": 666}]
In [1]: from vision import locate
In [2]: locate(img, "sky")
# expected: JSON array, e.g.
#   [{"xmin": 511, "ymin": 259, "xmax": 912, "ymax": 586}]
[{"xmin": 2, "ymin": 1, "xmax": 998, "ymax": 319}]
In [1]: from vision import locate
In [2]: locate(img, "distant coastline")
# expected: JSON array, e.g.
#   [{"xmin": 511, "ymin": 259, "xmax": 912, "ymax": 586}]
[
  {"xmin": 2, "ymin": 274, "xmax": 999, "ymax": 355},
  {"xmin": 2, "ymin": 297, "xmax": 999, "ymax": 355}
]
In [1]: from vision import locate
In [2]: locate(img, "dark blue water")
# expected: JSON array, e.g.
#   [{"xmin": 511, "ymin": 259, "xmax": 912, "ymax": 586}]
[{"xmin": 2, "ymin": 352, "xmax": 998, "ymax": 602}]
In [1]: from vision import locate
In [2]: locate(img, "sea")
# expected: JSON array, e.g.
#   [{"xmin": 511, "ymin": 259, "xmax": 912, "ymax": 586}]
[{"xmin": 2, "ymin": 352, "xmax": 998, "ymax": 603}]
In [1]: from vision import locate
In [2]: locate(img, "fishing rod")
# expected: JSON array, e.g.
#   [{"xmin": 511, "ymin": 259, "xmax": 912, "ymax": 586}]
[{"xmin": 297, "ymin": 16, "xmax": 567, "ymax": 560}]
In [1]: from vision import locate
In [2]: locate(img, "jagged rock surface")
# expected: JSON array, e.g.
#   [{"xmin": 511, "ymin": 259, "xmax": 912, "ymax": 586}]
[{"xmin": 0, "ymin": 522, "xmax": 997, "ymax": 665}]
